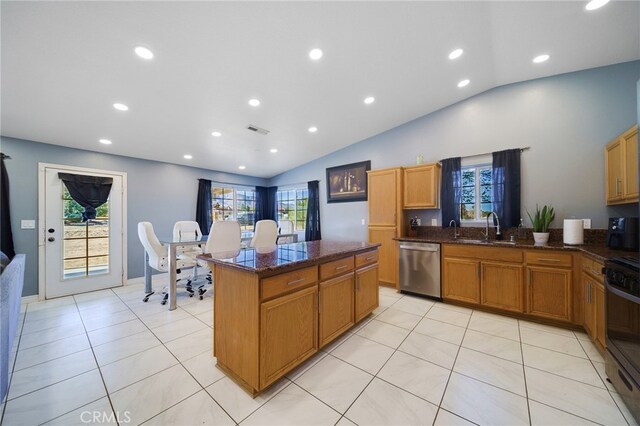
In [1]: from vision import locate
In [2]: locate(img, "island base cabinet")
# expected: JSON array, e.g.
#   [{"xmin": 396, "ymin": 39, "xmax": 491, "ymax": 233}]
[
  {"xmin": 481, "ymin": 263, "xmax": 523, "ymax": 313},
  {"xmin": 355, "ymin": 264, "xmax": 379, "ymax": 322},
  {"xmin": 319, "ymin": 275, "xmax": 355, "ymax": 347},
  {"xmin": 526, "ymin": 266, "xmax": 572, "ymax": 323},
  {"xmin": 443, "ymin": 258, "xmax": 480, "ymax": 304},
  {"xmin": 260, "ymin": 286, "xmax": 318, "ymax": 389}
]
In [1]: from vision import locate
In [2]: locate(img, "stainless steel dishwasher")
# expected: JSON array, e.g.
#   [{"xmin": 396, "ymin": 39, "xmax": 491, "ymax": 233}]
[{"xmin": 399, "ymin": 242, "xmax": 441, "ymax": 298}]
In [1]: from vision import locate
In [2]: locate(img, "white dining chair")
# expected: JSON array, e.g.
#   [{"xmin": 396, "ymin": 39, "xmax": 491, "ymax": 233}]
[
  {"xmin": 198, "ymin": 220, "xmax": 242, "ymax": 284},
  {"xmin": 172, "ymin": 221, "xmax": 204, "ymax": 282},
  {"xmin": 138, "ymin": 221, "xmax": 197, "ymax": 304},
  {"xmin": 250, "ymin": 220, "xmax": 279, "ymax": 248},
  {"xmin": 278, "ymin": 219, "xmax": 294, "ymax": 234}
]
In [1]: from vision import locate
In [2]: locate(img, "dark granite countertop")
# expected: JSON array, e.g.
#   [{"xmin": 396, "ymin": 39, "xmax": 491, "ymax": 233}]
[
  {"xmin": 197, "ymin": 240, "xmax": 380, "ymax": 276},
  {"xmin": 395, "ymin": 236, "xmax": 638, "ymax": 263}
]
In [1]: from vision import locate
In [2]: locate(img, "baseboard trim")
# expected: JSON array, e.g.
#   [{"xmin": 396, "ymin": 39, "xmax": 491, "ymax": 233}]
[{"xmin": 21, "ymin": 295, "xmax": 39, "ymax": 305}]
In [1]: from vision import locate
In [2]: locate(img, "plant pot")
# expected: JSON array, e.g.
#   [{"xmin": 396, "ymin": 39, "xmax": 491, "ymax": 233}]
[{"xmin": 533, "ymin": 232, "xmax": 550, "ymax": 245}]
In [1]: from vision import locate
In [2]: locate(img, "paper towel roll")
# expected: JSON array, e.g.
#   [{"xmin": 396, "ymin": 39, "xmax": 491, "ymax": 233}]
[{"xmin": 563, "ymin": 219, "xmax": 584, "ymax": 245}]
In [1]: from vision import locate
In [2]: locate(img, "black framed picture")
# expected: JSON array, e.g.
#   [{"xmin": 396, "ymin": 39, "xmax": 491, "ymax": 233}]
[{"xmin": 326, "ymin": 160, "xmax": 371, "ymax": 203}]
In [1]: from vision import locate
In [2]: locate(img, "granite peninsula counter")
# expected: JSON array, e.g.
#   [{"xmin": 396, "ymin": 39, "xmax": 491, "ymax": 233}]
[{"xmin": 198, "ymin": 240, "xmax": 380, "ymax": 396}]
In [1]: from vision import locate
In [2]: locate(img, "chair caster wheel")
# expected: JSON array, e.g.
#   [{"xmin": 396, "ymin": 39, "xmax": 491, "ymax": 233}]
[
  {"xmin": 189, "ymin": 293, "xmax": 194, "ymax": 297},
  {"xmin": 143, "ymin": 297, "xmax": 149, "ymax": 302},
  {"xmin": 161, "ymin": 299, "xmax": 167, "ymax": 305},
  {"xmin": 200, "ymin": 295, "xmax": 203, "ymax": 300}
]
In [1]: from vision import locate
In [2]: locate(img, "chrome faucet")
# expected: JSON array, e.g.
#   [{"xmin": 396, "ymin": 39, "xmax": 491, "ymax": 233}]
[
  {"xmin": 484, "ymin": 212, "xmax": 502, "ymax": 241},
  {"xmin": 449, "ymin": 220, "xmax": 460, "ymax": 239}
]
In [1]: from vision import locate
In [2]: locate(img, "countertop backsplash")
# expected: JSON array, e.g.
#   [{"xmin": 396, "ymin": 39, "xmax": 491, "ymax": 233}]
[{"xmin": 410, "ymin": 226, "xmax": 608, "ymax": 246}]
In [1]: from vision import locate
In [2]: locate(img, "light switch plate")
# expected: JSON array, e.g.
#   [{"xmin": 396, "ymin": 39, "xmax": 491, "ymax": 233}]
[
  {"xmin": 361, "ymin": 218, "xmax": 365, "ymax": 225},
  {"xmin": 21, "ymin": 220, "xmax": 36, "ymax": 229},
  {"xmin": 583, "ymin": 219, "xmax": 592, "ymax": 229},
  {"xmin": 431, "ymin": 218, "xmax": 437, "ymax": 226}
]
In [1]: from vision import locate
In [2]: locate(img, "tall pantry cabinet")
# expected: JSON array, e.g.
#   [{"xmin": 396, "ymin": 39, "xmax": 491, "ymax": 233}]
[{"xmin": 367, "ymin": 167, "xmax": 403, "ymax": 288}]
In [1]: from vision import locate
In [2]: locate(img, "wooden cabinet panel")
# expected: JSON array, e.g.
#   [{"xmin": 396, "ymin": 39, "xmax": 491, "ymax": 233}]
[
  {"xmin": 443, "ymin": 257, "xmax": 480, "ymax": 304},
  {"xmin": 403, "ymin": 163, "xmax": 441, "ymax": 209},
  {"xmin": 481, "ymin": 262, "xmax": 523, "ymax": 313},
  {"xmin": 320, "ymin": 256, "xmax": 354, "ymax": 281},
  {"xmin": 368, "ymin": 227, "xmax": 397, "ymax": 287},
  {"xmin": 355, "ymin": 250, "xmax": 378, "ymax": 269},
  {"xmin": 444, "ymin": 244, "xmax": 523, "ymax": 263},
  {"xmin": 368, "ymin": 168, "xmax": 401, "ymax": 226},
  {"xmin": 261, "ymin": 266, "xmax": 318, "ymax": 300},
  {"xmin": 606, "ymin": 139, "xmax": 624, "ymax": 203},
  {"xmin": 260, "ymin": 286, "xmax": 318, "ymax": 389},
  {"xmin": 582, "ymin": 273, "xmax": 596, "ymax": 338},
  {"xmin": 319, "ymin": 274, "xmax": 355, "ymax": 347},
  {"xmin": 623, "ymin": 126, "xmax": 638, "ymax": 200},
  {"xmin": 526, "ymin": 266, "xmax": 572, "ymax": 322},
  {"xmin": 355, "ymin": 264, "xmax": 379, "ymax": 322},
  {"xmin": 606, "ymin": 125, "xmax": 638, "ymax": 205},
  {"xmin": 594, "ymin": 282, "xmax": 605, "ymax": 349}
]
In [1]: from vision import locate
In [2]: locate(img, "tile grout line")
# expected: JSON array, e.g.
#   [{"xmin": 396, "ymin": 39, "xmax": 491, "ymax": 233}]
[{"xmin": 517, "ymin": 319, "xmax": 533, "ymax": 426}]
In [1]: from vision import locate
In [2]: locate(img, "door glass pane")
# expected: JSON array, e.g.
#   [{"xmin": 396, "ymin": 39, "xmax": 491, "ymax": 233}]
[{"xmin": 62, "ymin": 185, "xmax": 110, "ymax": 279}]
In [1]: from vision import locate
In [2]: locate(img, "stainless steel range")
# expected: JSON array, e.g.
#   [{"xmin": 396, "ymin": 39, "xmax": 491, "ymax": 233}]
[{"xmin": 604, "ymin": 256, "xmax": 640, "ymax": 423}]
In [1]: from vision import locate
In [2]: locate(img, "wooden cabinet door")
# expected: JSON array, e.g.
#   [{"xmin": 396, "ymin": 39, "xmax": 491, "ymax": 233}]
[
  {"xmin": 368, "ymin": 169, "xmax": 400, "ymax": 226},
  {"xmin": 368, "ymin": 226, "xmax": 397, "ymax": 287},
  {"xmin": 260, "ymin": 286, "xmax": 318, "ymax": 388},
  {"xmin": 526, "ymin": 266, "xmax": 572, "ymax": 323},
  {"xmin": 606, "ymin": 139, "xmax": 624, "ymax": 203},
  {"xmin": 403, "ymin": 164, "xmax": 440, "ymax": 209},
  {"xmin": 594, "ymin": 282, "xmax": 606, "ymax": 349},
  {"xmin": 319, "ymin": 274, "xmax": 355, "ymax": 347},
  {"xmin": 355, "ymin": 264, "xmax": 379, "ymax": 322},
  {"xmin": 443, "ymin": 257, "xmax": 480, "ymax": 304},
  {"xmin": 623, "ymin": 126, "xmax": 638, "ymax": 201},
  {"xmin": 481, "ymin": 262, "xmax": 523, "ymax": 313},
  {"xmin": 582, "ymin": 273, "xmax": 595, "ymax": 338}
]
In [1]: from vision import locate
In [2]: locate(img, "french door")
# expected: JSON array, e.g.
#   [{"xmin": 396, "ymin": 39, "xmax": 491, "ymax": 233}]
[{"xmin": 42, "ymin": 165, "xmax": 126, "ymax": 299}]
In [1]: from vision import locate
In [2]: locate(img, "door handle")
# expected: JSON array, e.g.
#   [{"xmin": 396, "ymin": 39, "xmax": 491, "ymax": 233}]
[{"xmin": 48, "ymin": 237, "xmax": 55, "ymax": 242}]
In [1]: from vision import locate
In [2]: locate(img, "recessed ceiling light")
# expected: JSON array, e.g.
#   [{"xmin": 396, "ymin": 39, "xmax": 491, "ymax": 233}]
[
  {"xmin": 585, "ymin": 0, "xmax": 610, "ymax": 11},
  {"xmin": 448, "ymin": 48, "xmax": 464, "ymax": 60},
  {"xmin": 211, "ymin": 131, "xmax": 222, "ymax": 137},
  {"xmin": 364, "ymin": 97, "xmax": 375, "ymax": 105},
  {"xmin": 134, "ymin": 46, "xmax": 153, "ymax": 59},
  {"xmin": 457, "ymin": 79, "xmax": 470, "ymax": 88},
  {"xmin": 309, "ymin": 48, "xmax": 323, "ymax": 60},
  {"xmin": 270, "ymin": 148, "xmax": 278, "ymax": 153},
  {"xmin": 248, "ymin": 99, "xmax": 260, "ymax": 107},
  {"xmin": 238, "ymin": 165, "xmax": 246, "ymax": 170},
  {"xmin": 308, "ymin": 126, "xmax": 318, "ymax": 133},
  {"xmin": 533, "ymin": 54, "xmax": 550, "ymax": 63},
  {"xmin": 113, "ymin": 103, "xmax": 128, "ymax": 111},
  {"xmin": 184, "ymin": 154, "xmax": 192, "ymax": 159},
  {"xmin": 99, "ymin": 139, "xmax": 112, "ymax": 145}
]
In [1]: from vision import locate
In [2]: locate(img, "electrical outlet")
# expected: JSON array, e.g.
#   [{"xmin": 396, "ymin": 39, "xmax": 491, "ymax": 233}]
[
  {"xmin": 361, "ymin": 218, "xmax": 365, "ymax": 225},
  {"xmin": 416, "ymin": 219, "xmax": 421, "ymax": 226},
  {"xmin": 431, "ymin": 218, "xmax": 437, "ymax": 226},
  {"xmin": 583, "ymin": 219, "xmax": 592, "ymax": 229},
  {"xmin": 21, "ymin": 220, "xmax": 35, "ymax": 229}
]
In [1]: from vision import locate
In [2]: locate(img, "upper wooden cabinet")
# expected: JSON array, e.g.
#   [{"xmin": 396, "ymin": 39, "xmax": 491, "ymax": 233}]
[
  {"xmin": 403, "ymin": 163, "xmax": 441, "ymax": 209},
  {"xmin": 606, "ymin": 125, "xmax": 638, "ymax": 205},
  {"xmin": 368, "ymin": 168, "xmax": 402, "ymax": 226}
]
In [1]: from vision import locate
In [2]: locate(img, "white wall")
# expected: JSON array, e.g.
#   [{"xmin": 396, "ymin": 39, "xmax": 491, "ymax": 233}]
[{"xmin": 269, "ymin": 61, "xmax": 640, "ymax": 241}]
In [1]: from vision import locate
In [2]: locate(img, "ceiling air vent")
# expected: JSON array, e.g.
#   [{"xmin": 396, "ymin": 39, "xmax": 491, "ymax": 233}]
[{"xmin": 246, "ymin": 124, "xmax": 270, "ymax": 135}]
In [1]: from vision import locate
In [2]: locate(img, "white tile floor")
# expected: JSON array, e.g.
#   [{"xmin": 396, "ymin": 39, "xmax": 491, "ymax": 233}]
[{"xmin": 1, "ymin": 283, "xmax": 637, "ymax": 426}]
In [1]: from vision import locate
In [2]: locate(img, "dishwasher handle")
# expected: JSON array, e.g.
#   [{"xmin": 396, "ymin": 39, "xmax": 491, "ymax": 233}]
[{"xmin": 399, "ymin": 245, "xmax": 439, "ymax": 252}]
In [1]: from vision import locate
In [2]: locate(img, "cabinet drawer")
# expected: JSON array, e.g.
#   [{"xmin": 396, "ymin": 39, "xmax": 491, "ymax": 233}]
[
  {"xmin": 525, "ymin": 251, "xmax": 572, "ymax": 267},
  {"xmin": 582, "ymin": 256, "xmax": 604, "ymax": 283},
  {"xmin": 355, "ymin": 250, "xmax": 378, "ymax": 269},
  {"xmin": 320, "ymin": 257, "xmax": 355, "ymax": 281},
  {"xmin": 261, "ymin": 267, "xmax": 318, "ymax": 300},
  {"xmin": 443, "ymin": 244, "xmax": 523, "ymax": 263}
]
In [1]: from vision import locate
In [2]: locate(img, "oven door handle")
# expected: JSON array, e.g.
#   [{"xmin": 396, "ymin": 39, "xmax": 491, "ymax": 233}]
[{"xmin": 606, "ymin": 282, "xmax": 640, "ymax": 304}]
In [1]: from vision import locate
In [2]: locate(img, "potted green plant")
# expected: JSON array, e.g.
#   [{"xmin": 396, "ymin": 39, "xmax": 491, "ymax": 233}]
[{"xmin": 527, "ymin": 204, "xmax": 555, "ymax": 245}]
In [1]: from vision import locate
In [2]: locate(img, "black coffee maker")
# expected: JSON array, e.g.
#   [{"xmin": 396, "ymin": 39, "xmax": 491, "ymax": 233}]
[{"xmin": 606, "ymin": 217, "xmax": 639, "ymax": 250}]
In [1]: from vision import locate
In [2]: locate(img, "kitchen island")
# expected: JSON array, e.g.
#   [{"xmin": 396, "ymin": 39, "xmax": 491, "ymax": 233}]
[{"xmin": 198, "ymin": 240, "xmax": 380, "ymax": 396}]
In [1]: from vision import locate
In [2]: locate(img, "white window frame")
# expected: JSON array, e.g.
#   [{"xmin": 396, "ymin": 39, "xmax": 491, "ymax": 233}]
[
  {"xmin": 276, "ymin": 186, "xmax": 308, "ymax": 233},
  {"xmin": 460, "ymin": 161, "xmax": 493, "ymax": 225},
  {"xmin": 211, "ymin": 185, "xmax": 256, "ymax": 231}
]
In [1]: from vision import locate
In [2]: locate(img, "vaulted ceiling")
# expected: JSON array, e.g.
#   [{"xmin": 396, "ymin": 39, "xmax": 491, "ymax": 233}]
[{"xmin": 2, "ymin": 1, "xmax": 639, "ymax": 178}]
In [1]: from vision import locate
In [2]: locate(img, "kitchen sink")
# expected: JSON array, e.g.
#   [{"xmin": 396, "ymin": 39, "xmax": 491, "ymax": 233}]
[
  {"xmin": 492, "ymin": 240, "xmax": 517, "ymax": 245},
  {"xmin": 454, "ymin": 239, "xmax": 487, "ymax": 244}
]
